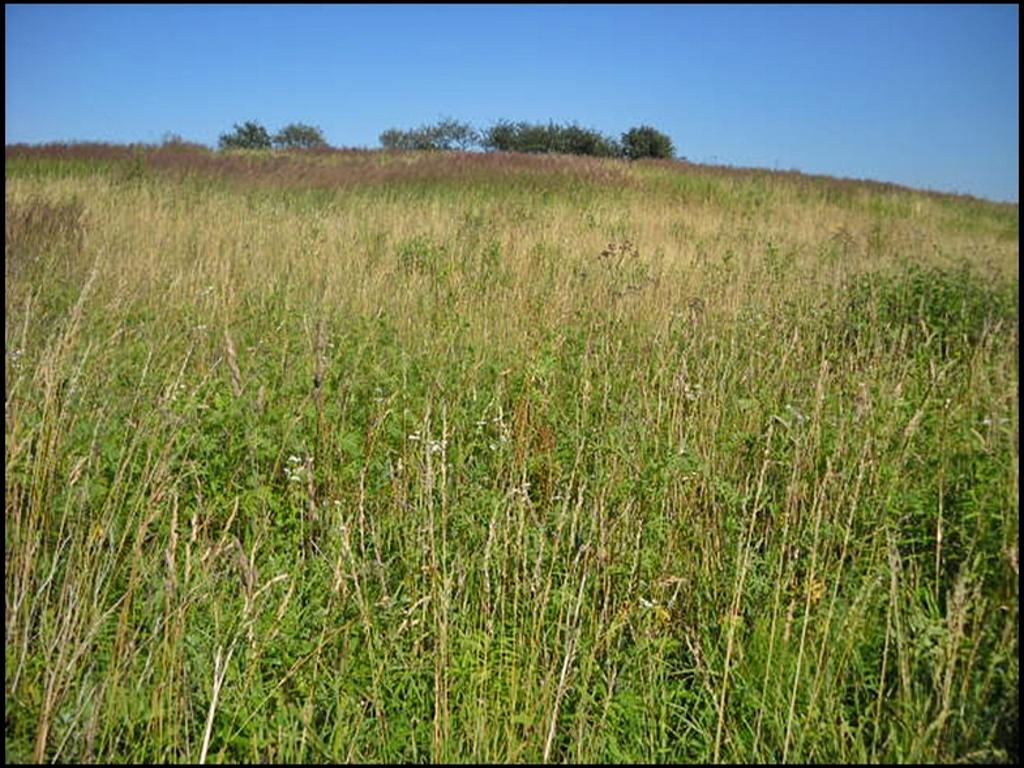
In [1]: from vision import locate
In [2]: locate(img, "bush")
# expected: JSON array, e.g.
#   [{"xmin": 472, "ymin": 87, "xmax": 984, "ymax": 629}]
[
  {"xmin": 428, "ymin": 117, "xmax": 479, "ymax": 151},
  {"xmin": 481, "ymin": 120, "xmax": 620, "ymax": 157},
  {"xmin": 382, "ymin": 126, "xmax": 437, "ymax": 151},
  {"xmin": 506, "ymin": 122, "xmax": 553, "ymax": 154},
  {"xmin": 380, "ymin": 117, "xmax": 479, "ymax": 151},
  {"xmin": 621, "ymin": 126, "xmax": 675, "ymax": 160},
  {"xmin": 219, "ymin": 121, "xmax": 273, "ymax": 151},
  {"xmin": 558, "ymin": 124, "xmax": 621, "ymax": 158},
  {"xmin": 480, "ymin": 119, "xmax": 521, "ymax": 152},
  {"xmin": 378, "ymin": 117, "xmax": 671, "ymax": 159},
  {"xmin": 273, "ymin": 123, "xmax": 328, "ymax": 149},
  {"xmin": 379, "ymin": 128, "xmax": 412, "ymax": 150}
]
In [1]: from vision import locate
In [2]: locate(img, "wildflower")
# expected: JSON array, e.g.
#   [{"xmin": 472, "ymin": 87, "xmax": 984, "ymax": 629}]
[{"xmin": 284, "ymin": 454, "xmax": 308, "ymax": 483}]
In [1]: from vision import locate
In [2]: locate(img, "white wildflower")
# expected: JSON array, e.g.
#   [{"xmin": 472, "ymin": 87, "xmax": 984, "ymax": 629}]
[{"xmin": 284, "ymin": 454, "xmax": 308, "ymax": 483}]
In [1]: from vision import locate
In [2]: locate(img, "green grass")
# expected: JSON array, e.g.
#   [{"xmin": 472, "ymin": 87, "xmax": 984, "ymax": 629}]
[{"xmin": 5, "ymin": 147, "xmax": 1019, "ymax": 763}]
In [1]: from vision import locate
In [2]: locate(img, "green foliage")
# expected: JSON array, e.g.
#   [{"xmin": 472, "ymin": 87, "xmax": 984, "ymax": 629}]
[
  {"xmin": 558, "ymin": 124, "xmax": 622, "ymax": 157},
  {"xmin": 380, "ymin": 117, "xmax": 479, "ymax": 151},
  {"xmin": 4, "ymin": 141, "xmax": 1017, "ymax": 764},
  {"xmin": 839, "ymin": 263, "xmax": 1018, "ymax": 359},
  {"xmin": 621, "ymin": 125, "xmax": 675, "ymax": 160},
  {"xmin": 430, "ymin": 117, "xmax": 480, "ymax": 150},
  {"xmin": 272, "ymin": 123, "xmax": 328, "ymax": 149},
  {"xmin": 219, "ymin": 120, "xmax": 273, "ymax": 150},
  {"xmin": 481, "ymin": 120, "xmax": 621, "ymax": 157},
  {"xmin": 395, "ymin": 234, "xmax": 448, "ymax": 277},
  {"xmin": 376, "ymin": 128, "xmax": 409, "ymax": 150},
  {"xmin": 479, "ymin": 119, "xmax": 519, "ymax": 153}
]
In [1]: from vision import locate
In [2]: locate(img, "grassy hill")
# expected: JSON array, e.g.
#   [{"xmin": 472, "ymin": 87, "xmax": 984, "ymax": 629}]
[{"xmin": 5, "ymin": 143, "xmax": 1018, "ymax": 762}]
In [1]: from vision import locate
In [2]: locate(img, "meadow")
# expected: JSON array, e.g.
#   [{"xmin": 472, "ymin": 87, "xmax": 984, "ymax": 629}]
[{"xmin": 4, "ymin": 143, "xmax": 1019, "ymax": 763}]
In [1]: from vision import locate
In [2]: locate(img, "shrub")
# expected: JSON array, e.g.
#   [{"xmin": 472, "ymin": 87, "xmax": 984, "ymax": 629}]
[
  {"xmin": 379, "ymin": 128, "xmax": 412, "ymax": 150},
  {"xmin": 621, "ymin": 125, "xmax": 675, "ymax": 160},
  {"xmin": 380, "ymin": 118, "xmax": 479, "ymax": 151},
  {"xmin": 480, "ymin": 119, "xmax": 522, "ymax": 152},
  {"xmin": 219, "ymin": 121, "xmax": 273, "ymax": 151},
  {"xmin": 558, "ymin": 124, "xmax": 621, "ymax": 158},
  {"xmin": 273, "ymin": 123, "xmax": 328, "ymax": 149},
  {"xmin": 428, "ymin": 117, "xmax": 479, "ymax": 151},
  {"xmin": 481, "ymin": 120, "xmax": 620, "ymax": 157},
  {"xmin": 508, "ymin": 122, "xmax": 554, "ymax": 154}
]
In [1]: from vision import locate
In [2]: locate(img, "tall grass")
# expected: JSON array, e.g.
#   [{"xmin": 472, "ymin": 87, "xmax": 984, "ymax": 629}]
[{"xmin": 5, "ymin": 146, "xmax": 1018, "ymax": 762}]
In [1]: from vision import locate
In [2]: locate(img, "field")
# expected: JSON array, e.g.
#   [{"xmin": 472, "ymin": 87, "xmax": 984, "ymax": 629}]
[{"xmin": 4, "ymin": 143, "xmax": 1019, "ymax": 763}]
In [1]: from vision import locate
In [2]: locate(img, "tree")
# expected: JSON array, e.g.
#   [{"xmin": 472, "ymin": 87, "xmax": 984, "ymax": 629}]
[
  {"xmin": 428, "ymin": 117, "xmax": 479, "ymax": 151},
  {"xmin": 621, "ymin": 126, "xmax": 675, "ymax": 160},
  {"xmin": 379, "ymin": 126, "xmax": 435, "ymax": 150},
  {"xmin": 515, "ymin": 122, "xmax": 557, "ymax": 154},
  {"xmin": 558, "ymin": 123, "xmax": 621, "ymax": 158},
  {"xmin": 379, "ymin": 128, "xmax": 410, "ymax": 150},
  {"xmin": 480, "ymin": 120, "xmax": 522, "ymax": 152},
  {"xmin": 218, "ymin": 121, "xmax": 272, "ymax": 150},
  {"xmin": 482, "ymin": 120, "xmax": 620, "ymax": 157},
  {"xmin": 379, "ymin": 117, "xmax": 479, "ymax": 151},
  {"xmin": 273, "ymin": 123, "xmax": 328, "ymax": 149}
]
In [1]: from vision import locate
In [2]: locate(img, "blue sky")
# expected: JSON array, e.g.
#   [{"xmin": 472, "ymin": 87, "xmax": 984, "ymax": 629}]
[{"xmin": 5, "ymin": 4, "xmax": 1019, "ymax": 202}]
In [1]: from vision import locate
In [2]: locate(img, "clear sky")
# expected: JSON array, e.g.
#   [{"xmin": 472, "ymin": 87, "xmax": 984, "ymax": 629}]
[{"xmin": 5, "ymin": 4, "xmax": 1019, "ymax": 202}]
